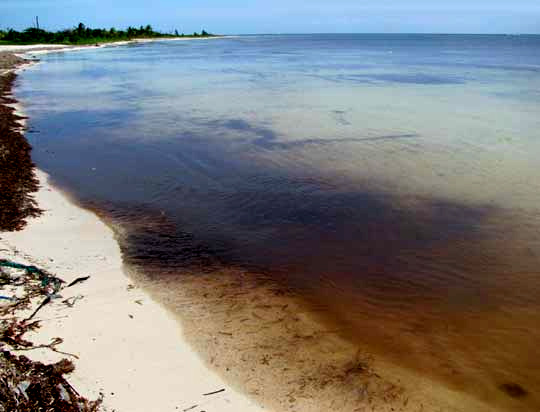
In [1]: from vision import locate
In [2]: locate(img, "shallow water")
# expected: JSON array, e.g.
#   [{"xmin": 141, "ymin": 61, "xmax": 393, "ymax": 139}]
[{"xmin": 17, "ymin": 34, "xmax": 540, "ymax": 410}]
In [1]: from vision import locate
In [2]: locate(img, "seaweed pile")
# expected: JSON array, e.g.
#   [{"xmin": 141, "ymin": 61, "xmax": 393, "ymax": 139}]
[
  {"xmin": 0, "ymin": 59, "xmax": 42, "ymax": 231},
  {"xmin": 0, "ymin": 260, "xmax": 102, "ymax": 411}
]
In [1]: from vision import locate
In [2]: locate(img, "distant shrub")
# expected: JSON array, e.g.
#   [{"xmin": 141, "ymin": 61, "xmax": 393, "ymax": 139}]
[{"xmin": 0, "ymin": 22, "xmax": 213, "ymax": 45}]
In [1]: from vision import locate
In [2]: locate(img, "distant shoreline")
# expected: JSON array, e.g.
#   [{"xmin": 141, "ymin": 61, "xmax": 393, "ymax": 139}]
[
  {"xmin": 0, "ymin": 35, "xmax": 223, "ymax": 46},
  {"xmin": 0, "ymin": 35, "xmax": 227, "ymax": 57}
]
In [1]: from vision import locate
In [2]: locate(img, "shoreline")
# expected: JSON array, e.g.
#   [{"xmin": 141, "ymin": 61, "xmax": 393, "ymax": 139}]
[
  {"xmin": 0, "ymin": 46, "xmax": 263, "ymax": 412},
  {"xmin": 0, "ymin": 35, "xmax": 229, "ymax": 68},
  {"xmin": 0, "ymin": 170, "xmax": 264, "ymax": 412}
]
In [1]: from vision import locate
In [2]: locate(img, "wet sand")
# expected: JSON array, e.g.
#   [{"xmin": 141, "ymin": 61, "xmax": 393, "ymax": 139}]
[{"xmin": 127, "ymin": 265, "xmax": 498, "ymax": 412}]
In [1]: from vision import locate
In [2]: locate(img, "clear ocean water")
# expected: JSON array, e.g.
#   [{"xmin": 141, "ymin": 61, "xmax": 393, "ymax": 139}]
[{"xmin": 17, "ymin": 34, "xmax": 540, "ymax": 410}]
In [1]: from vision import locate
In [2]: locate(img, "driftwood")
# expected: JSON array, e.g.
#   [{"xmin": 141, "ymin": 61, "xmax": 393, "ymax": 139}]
[
  {"xmin": 67, "ymin": 276, "xmax": 90, "ymax": 288},
  {"xmin": 203, "ymin": 388, "xmax": 226, "ymax": 396},
  {"xmin": 25, "ymin": 296, "xmax": 51, "ymax": 321}
]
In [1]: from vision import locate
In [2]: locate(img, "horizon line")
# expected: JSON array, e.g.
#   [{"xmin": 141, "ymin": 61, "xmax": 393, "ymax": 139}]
[{"xmin": 232, "ymin": 32, "xmax": 540, "ymax": 36}]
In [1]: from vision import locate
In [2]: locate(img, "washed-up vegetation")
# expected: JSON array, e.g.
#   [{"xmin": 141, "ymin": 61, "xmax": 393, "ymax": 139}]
[
  {"xmin": 0, "ymin": 23, "xmax": 213, "ymax": 45},
  {"xmin": 0, "ymin": 259, "xmax": 101, "ymax": 411},
  {"xmin": 0, "ymin": 65, "xmax": 42, "ymax": 232}
]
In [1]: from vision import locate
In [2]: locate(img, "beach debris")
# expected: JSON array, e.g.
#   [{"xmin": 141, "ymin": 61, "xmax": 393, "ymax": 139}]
[
  {"xmin": 182, "ymin": 404, "xmax": 198, "ymax": 411},
  {"xmin": 0, "ymin": 259, "xmax": 102, "ymax": 410},
  {"xmin": 1, "ymin": 260, "xmax": 41, "ymax": 272},
  {"xmin": 63, "ymin": 295, "xmax": 85, "ymax": 308},
  {"xmin": 0, "ymin": 69, "xmax": 42, "ymax": 232},
  {"xmin": 58, "ymin": 383, "xmax": 71, "ymax": 401},
  {"xmin": 202, "ymin": 388, "xmax": 225, "ymax": 396},
  {"xmin": 0, "ymin": 259, "xmax": 64, "ymax": 294},
  {"xmin": 0, "ymin": 351, "xmax": 103, "ymax": 411},
  {"xmin": 25, "ymin": 295, "xmax": 51, "ymax": 321},
  {"xmin": 17, "ymin": 380, "xmax": 30, "ymax": 400},
  {"xmin": 67, "ymin": 275, "xmax": 91, "ymax": 288}
]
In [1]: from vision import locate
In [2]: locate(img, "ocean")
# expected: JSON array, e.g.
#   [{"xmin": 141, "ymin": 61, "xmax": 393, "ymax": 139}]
[{"xmin": 17, "ymin": 34, "xmax": 540, "ymax": 411}]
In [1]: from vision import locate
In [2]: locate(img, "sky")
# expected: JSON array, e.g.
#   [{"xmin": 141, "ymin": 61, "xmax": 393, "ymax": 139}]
[{"xmin": 1, "ymin": 0, "xmax": 539, "ymax": 34}]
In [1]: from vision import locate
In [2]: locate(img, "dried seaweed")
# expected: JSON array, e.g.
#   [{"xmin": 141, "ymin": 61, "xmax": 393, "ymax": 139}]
[
  {"xmin": 0, "ymin": 260, "xmax": 102, "ymax": 411},
  {"xmin": 0, "ymin": 62, "xmax": 43, "ymax": 232},
  {"xmin": 0, "ymin": 351, "xmax": 103, "ymax": 412}
]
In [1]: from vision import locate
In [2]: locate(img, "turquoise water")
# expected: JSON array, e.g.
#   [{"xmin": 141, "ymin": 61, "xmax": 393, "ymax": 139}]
[{"xmin": 17, "ymin": 34, "xmax": 540, "ymax": 410}]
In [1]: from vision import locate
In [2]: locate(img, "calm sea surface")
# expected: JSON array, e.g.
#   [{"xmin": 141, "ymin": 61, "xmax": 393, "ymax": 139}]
[{"xmin": 17, "ymin": 34, "xmax": 540, "ymax": 410}]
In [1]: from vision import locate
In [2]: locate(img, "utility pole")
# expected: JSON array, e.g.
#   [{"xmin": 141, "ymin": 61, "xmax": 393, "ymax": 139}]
[{"xmin": 35, "ymin": 16, "xmax": 39, "ymax": 30}]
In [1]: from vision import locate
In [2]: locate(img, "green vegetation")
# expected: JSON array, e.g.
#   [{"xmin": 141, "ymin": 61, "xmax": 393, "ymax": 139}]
[{"xmin": 0, "ymin": 23, "xmax": 215, "ymax": 45}]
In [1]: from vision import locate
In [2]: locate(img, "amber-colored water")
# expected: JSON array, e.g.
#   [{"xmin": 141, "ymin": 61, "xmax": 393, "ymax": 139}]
[{"xmin": 18, "ymin": 34, "xmax": 540, "ymax": 410}]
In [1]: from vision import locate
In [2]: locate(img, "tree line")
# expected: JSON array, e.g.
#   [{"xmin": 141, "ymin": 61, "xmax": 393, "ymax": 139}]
[{"xmin": 0, "ymin": 23, "xmax": 213, "ymax": 45}]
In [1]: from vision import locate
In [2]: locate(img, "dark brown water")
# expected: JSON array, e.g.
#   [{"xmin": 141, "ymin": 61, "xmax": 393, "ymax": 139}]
[
  {"xmin": 91, "ymin": 188, "xmax": 540, "ymax": 411},
  {"xmin": 17, "ymin": 34, "xmax": 540, "ymax": 410}
]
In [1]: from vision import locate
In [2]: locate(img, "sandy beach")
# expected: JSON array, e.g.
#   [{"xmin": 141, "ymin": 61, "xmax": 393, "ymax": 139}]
[{"xmin": 0, "ymin": 35, "xmax": 228, "ymax": 53}]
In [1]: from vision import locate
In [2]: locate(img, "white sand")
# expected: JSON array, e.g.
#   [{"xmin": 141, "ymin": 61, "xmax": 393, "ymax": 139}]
[
  {"xmin": 0, "ymin": 44, "xmax": 69, "ymax": 52},
  {"xmin": 0, "ymin": 36, "xmax": 229, "ymax": 55},
  {"xmin": 0, "ymin": 170, "xmax": 264, "ymax": 412}
]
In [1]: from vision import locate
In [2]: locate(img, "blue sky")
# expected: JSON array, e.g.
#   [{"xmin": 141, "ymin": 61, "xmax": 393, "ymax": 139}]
[{"xmin": 1, "ymin": 0, "xmax": 539, "ymax": 34}]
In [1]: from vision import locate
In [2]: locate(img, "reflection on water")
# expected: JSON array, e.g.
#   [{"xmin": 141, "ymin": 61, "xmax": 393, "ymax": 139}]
[{"xmin": 17, "ymin": 34, "xmax": 540, "ymax": 411}]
